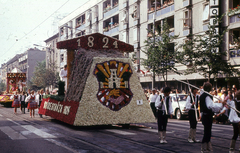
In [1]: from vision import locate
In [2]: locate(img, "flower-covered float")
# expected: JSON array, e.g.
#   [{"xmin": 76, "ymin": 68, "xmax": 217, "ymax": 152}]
[
  {"xmin": 39, "ymin": 33, "xmax": 155, "ymax": 126},
  {"xmin": 0, "ymin": 68, "xmax": 26, "ymax": 107}
]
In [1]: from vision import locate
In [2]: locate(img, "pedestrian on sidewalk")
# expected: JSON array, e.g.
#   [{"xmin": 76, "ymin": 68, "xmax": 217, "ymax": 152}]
[
  {"xmin": 155, "ymin": 87, "xmax": 173, "ymax": 144},
  {"xmin": 25, "ymin": 90, "xmax": 38, "ymax": 118},
  {"xmin": 185, "ymin": 87, "xmax": 200, "ymax": 143},
  {"xmin": 228, "ymin": 91, "xmax": 240, "ymax": 153},
  {"xmin": 20, "ymin": 91, "xmax": 26, "ymax": 114},
  {"xmin": 200, "ymin": 82, "xmax": 224, "ymax": 152},
  {"xmin": 10, "ymin": 91, "xmax": 21, "ymax": 114}
]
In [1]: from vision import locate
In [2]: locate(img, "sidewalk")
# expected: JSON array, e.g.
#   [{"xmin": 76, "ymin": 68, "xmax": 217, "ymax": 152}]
[{"xmin": 0, "ymin": 105, "xmax": 53, "ymax": 121}]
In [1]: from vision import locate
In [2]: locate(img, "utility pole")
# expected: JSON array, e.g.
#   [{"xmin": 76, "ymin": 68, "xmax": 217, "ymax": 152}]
[{"xmin": 152, "ymin": 0, "xmax": 157, "ymax": 89}]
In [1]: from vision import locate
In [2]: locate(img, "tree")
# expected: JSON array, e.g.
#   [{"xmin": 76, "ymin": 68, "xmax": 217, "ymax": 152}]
[
  {"xmin": 142, "ymin": 20, "xmax": 181, "ymax": 86},
  {"xmin": 179, "ymin": 15, "xmax": 239, "ymax": 82},
  {"xmin": 31, "ymin": 60, "xmax": 46, "ymax": 88},
  {"xmin": 31, "ymin": 60, "xmax": 60, "ymax": 89}
]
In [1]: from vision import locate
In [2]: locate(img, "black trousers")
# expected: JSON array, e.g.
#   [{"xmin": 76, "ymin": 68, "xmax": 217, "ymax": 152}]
[
  {"xmin": 201, "ymin": 114, "xmax": 213, "ymax": 143},
  {"xmin": 21, "ymin": 101, "xmax": 25, "ymax": 113},
  {"xmin": 150, "ymin": 102, "xmax": 157, "ymax": 118},
  {"xmin": 157, "ymin": 110, "xmax": 168, "ymax": 131},
  {"xmin": 232, "ymin": 123, "xmax": 240, "ymax": 140},
  {"xmin": 215, "ymin": 114, "xmax": 228, "ymax": 123},
  {"xmin": 39, "ymin": 100, "xmax": 42, "ymax": 107},
  {"xmin": 188, "ymin": 110, "xmax": 197, "ymax": 129}
]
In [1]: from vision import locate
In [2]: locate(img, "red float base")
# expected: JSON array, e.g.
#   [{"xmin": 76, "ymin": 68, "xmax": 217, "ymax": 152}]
[{"xmin": 39, "ymin": 98, "xmax": 79, "ymax": 125}]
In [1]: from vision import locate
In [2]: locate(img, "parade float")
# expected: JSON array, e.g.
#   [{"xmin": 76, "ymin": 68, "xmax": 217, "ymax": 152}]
[
  {"xmin": 0, "ymin": 68, "xmax": 26, "ymax": 107},
  {"xmin": 39, "ymin": 33, "xmax": 155, "ymax": 126}
]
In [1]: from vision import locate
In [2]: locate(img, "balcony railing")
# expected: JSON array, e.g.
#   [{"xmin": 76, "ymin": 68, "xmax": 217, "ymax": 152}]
[
  {"xmin": 103, "ymin": 26, "xmax": 119, "ymax": 35},
  {"xmin": 76, "ymin": 24, "xmax": 85, "ymax": 31},
  {"xmin": 103, "ymin": 5, "xmax": 119, "ymax": 19},
  {"xmin": 148, "ymin": 4, "xmax": 174, "ymax": 20},
  {"xmin": 230, "ymin": 49, "xmax": 240, "ymax": 58},
  {"xmin": 230, "ymin": 14, "xmax": 240, "ymax": 24}
]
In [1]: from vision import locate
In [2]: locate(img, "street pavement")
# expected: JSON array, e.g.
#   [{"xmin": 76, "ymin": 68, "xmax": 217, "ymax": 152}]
[{"xmin": 0, "ymin": 106, "xmax": 234, "ymax": 153}]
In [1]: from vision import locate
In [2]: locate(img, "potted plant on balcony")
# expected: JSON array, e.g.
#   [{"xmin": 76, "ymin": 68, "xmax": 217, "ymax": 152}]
[
  {"xmin": 228, "ymin": 8, "xmax": 235, "ymax": 16},
  {"xmin": 235, "ymin": 5, "xmax": 240, "ymax": 15}
]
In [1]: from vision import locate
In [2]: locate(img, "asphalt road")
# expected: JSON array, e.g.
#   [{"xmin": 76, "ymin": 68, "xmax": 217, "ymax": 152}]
[{"xmin": 0, "ymin": 106, "xmax": 234, "ymax": 153}]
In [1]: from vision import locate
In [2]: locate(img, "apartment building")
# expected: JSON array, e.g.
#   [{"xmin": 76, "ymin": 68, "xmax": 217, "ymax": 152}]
[
  {"xmin": 44, "ymin": 33, "xmax": 61, "ymax": 71},
  {"xmin": 58, "ymin": 0, "xmax": 240, "ymax": 89}
]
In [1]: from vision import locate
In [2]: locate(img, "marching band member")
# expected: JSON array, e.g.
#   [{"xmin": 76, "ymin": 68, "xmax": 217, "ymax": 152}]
[
  {"xmin": 200, "ymin": 82, "xmax": 223, "ymax": 152},
  {"xmin": 155, "ymin": 87, "xmax": 173, "ymax": 144},
  {"xmin": 185, "ymin": 87, "xmax": 200, "ymax": 143},
  {"xmin": 25, "ymin": 90, "xmax": 38, "ymax": 118},
  {"xmin": 10, "ymin": 91, "xmax": 21, "ymax": 114},
  {"xmin": 228, "ymin": 91, "xmax": 240, "ymax": 153}
]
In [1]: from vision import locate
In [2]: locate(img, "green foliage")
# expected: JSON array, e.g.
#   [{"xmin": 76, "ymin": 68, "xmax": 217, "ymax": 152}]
[
  {"xmin": 31, "ymin": 60, "xmax": 60, "ymax": 89},
  {"xmin": 43, "ymin": 94, "xmax": 64, "ymax": 101},
  {"xmin": 142, "ymin": 19, "xmax": 181, "ymax": 82},
  {"xmin": 179, "ymin": 14, "xmax": 239, "ymax": 81}
]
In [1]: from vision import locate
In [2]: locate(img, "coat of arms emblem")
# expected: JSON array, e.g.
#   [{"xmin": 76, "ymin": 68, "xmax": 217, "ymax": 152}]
[{"xmin": 94, "ymin": 60, "xmax": 133, "ymax": 111}]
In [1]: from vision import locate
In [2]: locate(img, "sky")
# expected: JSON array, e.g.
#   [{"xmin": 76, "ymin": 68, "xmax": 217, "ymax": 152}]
[{"xmin": 0, "ymin": 0, "xmax": 89, "ymax": 66}]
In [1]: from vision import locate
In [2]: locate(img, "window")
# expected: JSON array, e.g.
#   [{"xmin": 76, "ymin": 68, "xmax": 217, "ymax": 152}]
[
  {"xmin": 121, "ymin": 10, "xmax": 127, "ymax": 23},
  {"xmin": 133, "ymin": 28, "xmax": 138, "ymax": 42},
  {"xmin": 103, "ymin": 15, "xmax": 119, "ymax": 32},
  {"xmin": 122, "ymin": 32, "xmax": 127, "ymax": 42},
  {"xmin": 60, "ymin": 54, "xmax": 64, "ymax": 62},
  {"xmin": 183, "ymin": 10, "xmax": 191, "ymax": 28},
  {"xmin": 76, "ymin": 14, "xmax": 85, "ymax": 28},
  {"xmin": 202, "ymin": 4, "xmax": 209, "ymax": 21}
]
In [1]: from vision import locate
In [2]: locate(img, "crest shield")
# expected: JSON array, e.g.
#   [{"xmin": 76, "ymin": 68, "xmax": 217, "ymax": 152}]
[{"xmin": 94, "ymin": 60, "xmax": 133, "ymax": 111}]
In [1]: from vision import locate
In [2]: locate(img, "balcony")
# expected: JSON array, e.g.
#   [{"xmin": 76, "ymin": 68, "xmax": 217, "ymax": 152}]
[
  {"xmin": 148, "ymin": 4, "xmax": 174, "ymax": 20},
  {"xmin": 230, "ymin": 14, "xmax": 240, "ymax": 24},
  {"xmin": 76, "ymin": 23, "xmax": 85, "ymax": 31},
  {"xmin": 103, "ymin": 5, "xmax": 119, "ymax": 19},
  {"xmin": 103, "ymin": 25, "xmax": 119, "ymax": 36}
]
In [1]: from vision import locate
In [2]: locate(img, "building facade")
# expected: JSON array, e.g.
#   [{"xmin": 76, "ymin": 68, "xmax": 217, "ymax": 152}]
[
  {"xmin": 44, "ymin": 33, "xmax": 61, "ymax": 71},
  {"xmin": 58, "ymin": 0, "xmax": 240, "ymax": 90}
]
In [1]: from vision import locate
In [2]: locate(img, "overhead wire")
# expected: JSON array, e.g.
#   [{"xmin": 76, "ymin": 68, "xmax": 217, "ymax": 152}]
[{"xmin": 0, "ymin": 0, "xmax": 70, "ymax": 64}]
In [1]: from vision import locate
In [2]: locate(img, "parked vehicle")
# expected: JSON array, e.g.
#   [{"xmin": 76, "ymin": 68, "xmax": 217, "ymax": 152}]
[{"xmin": 170, "ymin": 94, "xmax": 188, "ymax": 120}]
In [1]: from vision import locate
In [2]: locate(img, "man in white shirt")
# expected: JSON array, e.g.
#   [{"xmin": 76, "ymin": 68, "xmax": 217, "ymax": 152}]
[
  {"xmin": 60, "ymin": 65, "xmax": 68, "ymax": 92},
  {"xmin": 148, "ymin": 89, "xmax": 158, "ymax": 119},
  {"xmin": 185, "ymin": 87, "xmax": 200, "ymax": 143},
  {"xmin": 155, "ymin": 87, "xmax": 173, "ymax": 144},
  {"xmin": 200, "ymin": 82, "xmax": 224, "ymax": 152}
]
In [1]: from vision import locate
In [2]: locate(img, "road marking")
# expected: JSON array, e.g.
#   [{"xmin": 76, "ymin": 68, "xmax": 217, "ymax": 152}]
[
  {"xmin": 139, "ymin": 128, "xmax": 173, "ymax": 133},
  {"xmin": 0, "ymin": 114, "xmax": 3, "ymax": 116},
  {"xmin": 21, "ymin": 125, "xmax": 56, "ymax": 139},
  {"xmin": 0, "ymin": 126, "xmax": 26, "ymax": 140},
  {"xmin": 104, "ymin": 129, "xmax": 136, "ymax": 135},
  {"xmin": 7, "ymin": 118, "xmax": 21, "ymax": 126},
  {"xmin": 168, "ymin": 123, "xmax": 222, "ymax": 131},
  {"xmin": 46, "ymin": 139, "xmax": 79, "ymax": 153}
]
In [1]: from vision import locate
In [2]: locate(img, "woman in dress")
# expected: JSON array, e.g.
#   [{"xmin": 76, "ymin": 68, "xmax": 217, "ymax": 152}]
[
  {"xmin": 10, "ymin": 91, "xmax": 21, "ymax": 114},
  {"xmin": 25, "ymin": 90, "xmax": 38, "ymax": 118},
  {"xmin": 228, "ymin": 91, "xmax": 240, "ymax": 153}
]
